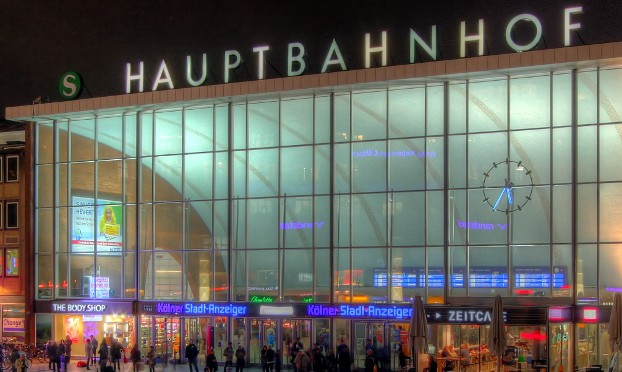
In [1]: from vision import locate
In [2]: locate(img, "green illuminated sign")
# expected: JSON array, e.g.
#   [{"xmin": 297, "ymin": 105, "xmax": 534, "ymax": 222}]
[
  {"xmin": 250, "ymin": 296, "xmax": 275, "ymax": 303},
  {"xmin": 58, "ymin": 71, "xmax": 83, "ymax": 100}
]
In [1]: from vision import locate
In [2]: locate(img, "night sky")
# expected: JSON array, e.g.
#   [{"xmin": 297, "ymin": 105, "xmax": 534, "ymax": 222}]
[{"xmin": 1, "ymin": 0, "xmax": 621, "ymax": 118}]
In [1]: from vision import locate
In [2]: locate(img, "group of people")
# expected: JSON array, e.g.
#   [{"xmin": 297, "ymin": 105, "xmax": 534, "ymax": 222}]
[
  {"xmin": 186, "ymin": 342, "xmax": 247, "ymax": 372},
  {"xmin": 45, "ymin": 336, "xmax": 73, "ymax": 372}
]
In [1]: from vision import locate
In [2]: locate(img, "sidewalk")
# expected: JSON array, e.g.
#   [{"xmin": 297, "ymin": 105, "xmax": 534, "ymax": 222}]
[{"xmin": 28, "ymin": 361, "xmax": 265, "ymax": 372}]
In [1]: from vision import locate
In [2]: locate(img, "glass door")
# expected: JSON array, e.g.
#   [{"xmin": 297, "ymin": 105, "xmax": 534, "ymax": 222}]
[
  {"xmin": 250, "ymin": 318, "xmax": 278, "ymax": 365},
  {"xmin": 550, "ymin": 323, "xmax": 571, "ymax": 372},
  {"xmin": 353, "ymin": 322, "xmax": 391, "ymax": 370},
  {"xmin": 155, "ymin": 317, "xmax": 181, "ymax": 364},
  {"xmin": 282, "ymin": 319, "xmax": 311, "ymax": 367}
]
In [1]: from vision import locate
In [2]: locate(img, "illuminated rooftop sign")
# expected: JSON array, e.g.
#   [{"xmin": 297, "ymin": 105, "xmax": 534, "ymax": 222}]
[{"xmin": 154, "ymin": 302, "xmax": 248, "ymax": 317}]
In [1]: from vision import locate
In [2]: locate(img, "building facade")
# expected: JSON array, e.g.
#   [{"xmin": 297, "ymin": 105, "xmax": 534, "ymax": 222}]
[{"xmin": 7, "ymin": 6, "xmax": 622, "ymax": 372}]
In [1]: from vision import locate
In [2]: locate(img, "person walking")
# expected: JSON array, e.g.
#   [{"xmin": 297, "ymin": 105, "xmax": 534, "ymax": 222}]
[
  {"xmin": 58, "ymin": 341, "xmax": 66, "ymax": 372},
  {"xmin": 9, "ymin": 348, "xmax": 20, "ymax": 372},
  {"xmin": 64, "ymin": 336, "xmax": 73, "ymax": 368},
  {"xmin": 15, "ymin": 354, "xmax": 30, "ymax": 372},
  {"xmin": 46, "ymin": 341, "xmax": 53, "ymax": 371},
  {"xmin": 185, "ymin": 342, "xmax": 199, "ymax": 372},
  {"xmin": 274, "ymin": 349, "xmax": 281, "ymax": 372},
  {"xmin": 294, "ymin": 350, "xmax": 310, "ymax": 372},
  {"xmin": 48, "ymin": 343, "xmax": 60, "ymax": 372},
  {"xmin": 130, "ymin": 344, "xmax": 141, "ymax": 372},
  {"xmin": 234, "ymin": 345, "xmax": 246, "ymax": 372},
  {"xmin": 98, "ymin": 339, "xmax": 109, "ymax": 371},
  {"xmin": 85, "ymin": 338, "xmax": 93, "ymax": 370},
  {"xmin": 206, "ymin": 349, "xmax": 218, "ymax": 372},
  {"xmin": 110, "ymin": 339, "xmax": 122, "ymax": 372}
]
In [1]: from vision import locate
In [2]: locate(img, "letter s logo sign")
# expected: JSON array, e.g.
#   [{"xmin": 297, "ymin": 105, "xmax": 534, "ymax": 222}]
[{"xmin": 58, "ymin": 71, "xmax": 83, "ymax": 100}]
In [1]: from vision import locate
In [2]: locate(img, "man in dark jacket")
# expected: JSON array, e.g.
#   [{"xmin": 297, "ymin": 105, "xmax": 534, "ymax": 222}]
[
  {"xmin": 185, "ymin": 342, "xmax": 199, "ymax": 372},
  {"xmin": 64, "ymin": 336, "xmax": 73, "ymax": 367}
]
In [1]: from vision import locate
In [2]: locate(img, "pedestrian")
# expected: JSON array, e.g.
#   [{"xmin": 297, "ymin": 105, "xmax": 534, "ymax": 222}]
[
  {"xmin": 9, "ymin": 348, "xmax": 20, "ymax": 372},
  {"xmin": 46, "ymin": 341, "xmax": 53, "ymax": 370},
  {"xmin": 312, "ymin": 346, "xmax": 325, "ymax": 372},
  {"xmin": 64, "ymin": 336, "xmax": 73, "ymax": 367},
  {"xmin": 146, "ymin": 346, "xmax": 155, "ymax": 372},
  {"xmin": 234, "ymin": 345, "xmax": 246, "ymax": 372},
  {"xmin": 274, "ymin": 349, "xmax": 281, "ymax": 372},
  {"xmin": 364, "ymin": 349, "xmax": 375, "ymax": 372},
  {"xmin": 110, "ymin": 339, "xmax": 122, "ymax": 371},
  {"xmin": 206, "ymin": 349, "xmax": 218, "ymax": 372},
  {"xmin": 336, "ymin": 340, "xmax": 350, "ymax": 372},
  {"xmin": 85, "ymin": 338, "xmax": 93, "ymax": 370},
  {"xmin": 91, "ymin": 336, "xmax": 99, "ymax": 366},
  {"xmin": 99, "ymin": 339, "xmax": 109, "ymax": 371},
  {"xmin": 130, "ymin": 344, "xmax": 141, "ymax": 372},
  {"xmin": 294, "ymin": 350, "xmax": 310, "ymax": 372},
  {"xmin": 15, "ymin": 354, "xmax": 30, "ymax": 372},
  {"xmin": 265, "ymin": 345, "xmax": 275, "ymax": 372},
  {"xmin": 223, "ymin": 342, "xmax": 234, "ymax": 371},
  {"xmin": 58, "ymin": 341, "xmax": 66, "ymax": 372},
  {"xmin": 261, "ymin": 346, "xmax": 268, "ymax": 372},
  {"xmin": 48, "ymin": 342, "xmax": 60, "ymax": 372},
  {"xmin": 185, "ymin": 341, "xmax": 199, "ymax": 372}
]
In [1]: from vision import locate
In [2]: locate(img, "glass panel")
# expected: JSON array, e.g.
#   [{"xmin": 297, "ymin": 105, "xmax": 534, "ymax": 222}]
[
  {"xmin": 36, "ymin": 208, "xmax": 53, "ymax": 253},
  {"xmin": 448, "ymin": 135, "xmax": 466, "ymax": 189},
  {"xmin": 281, "ymin": 147, "xmax": 313, "ymax": 196},
  {"xmin": 468, "ymin": 246, "xmax": 509, "ymax": 297},
  {"xmin": 388, "ymin": 138, "xmax": 425, "ymax": 191},
  {"xmin": 37, "ymin": 122, "xmax": 54, "ymax": 164},
  {"xmin": 125, "ymin": 204, "xmax": 137, "ymax": 252},
  {"xmin": 511, "ymin": 186, "xmax": 550, "ymax": 244},
  {"xmin": 314, "ymin": 196, "xmax": 330, "ymax": 248},
  {"xmin": 390, "ymin": 247, "xmax": 425, "ymax": 302},
  {"xmin": 576, "ymin": 244, "xmax": 597, "ymax": 304},
  {"xmin": 154, "ymin": 110, "xmax": 182, "ymax": 155},
  {"xmin": 334, "ymin": 144, "xmax": 351, "ymax": 193},
  {"xmin": 552, "ymin": 244, "xmax": 572, "ymax": 298},
  {"xmin": 448, "ymin": 189, "xmax": 467, "ymax": 246},
  {"xmin": 352, "ymin": 141, "xmax": 387, "ymax": 193},
  {"xmin": 184, "ymin": 153, "xmax": 213, "ymax": 200},
  {"xmin": 552, "ymin": 72, "xmax": 572, "ymax": 127},
  {"xmin": 95, "ymin": 255, "xmax": 123, "ymax": 298},
  {"xmin": 232, "ymin": 200, "xmax": 246, "ymax": 249},
  {"xmin": 140, "ymin": 204, "xmax": 153, "ymax": 251},
  {"xmin": 315, "ymin": 95, "xmax": 331, "ymax": 144},
  {"xmin": 213, "ymin": 249, "xmax": 228, "ymax": 301},
  {"xmin": 282, "ymin": 196, "xmax": 313, "ymax": 249},
  {"xmin": 427, "ymin": 85, "xmax": 444, "ymax": 135},
  {"xmin": 184, "ymin": 250, "xmax": 213, "ymax": 301},
  {"xmin": 352, "ymin": 194, "xmax": 387, "ymax": 247},
  {"xmin": 600, "ymin": 183, "xmax": 622, "ymax": 242},
  {"xmin": 152, "ymin": 250, "xmax": 183, "ymax": 300},
  {"xmin": 389, "ymin": 87, "xmax": 425, "ymax": 138},
  {"xmin": 352, "ymin": 247, "xmax": 386, "ymax": 302},
  {"xmin": 124, "ymin": 159, "xmax": 137, "ymax": 204},
  {"xmin": 215, "ymin": 105, "xmax": 229, "ymax": 152},
  {"xmin": 69, "ymin": 254, "xmax": 92, "ymax": 298},
  {"xmin": 599, "ymin": 68, "xmax": 622, "ymax": 124},
  {"xmin": 97, "ymin": 160, "xmax": 123, "ymax": 200},
  {"xmin": 511, "ymin": 245, "xmax": 550, "ymax": 297},
  {"xmin": 232, "ymin": 104, "xmax": 247, "ymax": 150},
  {"xmin": 509, "ymin": 131, "xmax": 552, "ymax": 186},
  {"xmin": 577, "ymin": 70, "xmax": 598, "ymax": 125},
  {"xmin": 577, "ymin": 184, "xmax": 597, "ymax": 243},
  {"xmin": 467, "ymin": 189, "xmax": 508, "ymax": 245},
  {"xmin": 510, "ymin": 75, "xmax": 550, "ymax": 129},
  {"xmin": 391, "ymin": 192, "xmax": 425, "ymax": 247},
  {"xmin": 577, "ymin": 126, "xmax": 597, "ymax": 182},
  {"xmin": 154, "ymin": 203, "xmax": 182, "ymax": 250},
  {"xmin": 5, "ymin": 203, "xmax": 18, "ymax": 231},
  {"xmin": 428, "ymin": 246, "xmax": 445, "ymax": 302},
  {"xmin": 248, "ymin": 250, "xmax": 279, "ymax": 298},
  {"xmin": 334, "ymin": 93, "xmax": 351, "ymax": 143},
  {"xmin": 97, "ymin": 116, "xmax": 123, "ymax": 160},
  {"xmin": 553, "ymin": 127, "xmax": 572, "ymax": 184},
  {"xmin": 140, "ymin": 157, "xmax": 153, "ymax": 203},
  {"xmin": 140, "ymin": 112, "xmax": 153, "ymax": 157},
  {"xmin": 247, "ymin": 198, "xmax": 278, "ymax": 249},
  {"xmin": 37, "ymin": 165, "xmax": 54, "ymax": 208},
  {"xmin": 124, "ymin": 113, "xmax": 137, "ymax": 157},
  {"xmin": 248, "ymin": 149, "xmax": 278, "ymax": 197},
  {"xmin": 334, "ymin": 248, "xmax": 351, "ymax": 302},
  {"xmin": 186, "ymin": 201, "xmax": 213, "ymax": 250},
  {"xmin": 468, "ymin": 79, "xmax": 507, "ymax": 133},
  {"xmin": 427, "ymin": 191, "xmax": 444, "ymax": 246},
  {"xmin": 58, "ymin": 207, "xmax": 69, "ymax": 253},
  {"xmin": 37, "ymin": 255, "xmax": 53, "ymax": 299},
  {"xmin": 5, "ymin": 249, "xmax": 17, "ymax": 276},
  {"xmin": 600, "ymin": 124, "xmax": 622, "ymax": 182},
  {"xmin": 214, "ymin": 200, "xmax": 229, "ymax": 250},
  {"xmin": 214, "ymin": 152, "xmax": 229, "ymax": 199},
  {"xmin": 552, "ymin": 185, "xmax": 572, "ymax": 244},
  {"xmin": 449, "ymin": 83, "xmax": 467, "ymax": 134},
  {"xmin": 427, "ymin": 137, "xmax": 444, "ymax": 189},
  {"xmin": 315, "ymin": 249, "xmax": 330, "ymax": 301},
  {"xmin": 71, "ymin": 119, "xmax": 95, "ymax": 161},
  {"xmin": 314, "ymin": 145, "xmax": 330, "ymax": 195},
  {"xmin": 185, "ymin": 107, "xmax": 214, "ymax": 153},
  {"xmin": 58, "ymin": 163, "xmax": 68, "ymax": 207},
  {"xmin": 352, "ymin": 90, "xmax": 387, "ymax": 141},
  {"xmin": 232, "ymin": 250, "xmax": 246, "ymax": 301},
  {"xmin": 281, "ymin": 97, "xmax": 313, "ymax": 146},
  {"xmin": 468, "ymin": 132, "xmax": 507, "ymax": 188},
  {"xmin": 58, "ymin": 121, "xmax": 69, "ymax": 163},
  {"xmin": 248, "ymin": 101, "xmax": 279, "ymax": 148},
  {"xmin": 283, "ymin": 249, "xmax": 313, "ymax": 302},
  {"xmin": 154, "ymin": 155, "xmax": 183, "ymax": 202}
]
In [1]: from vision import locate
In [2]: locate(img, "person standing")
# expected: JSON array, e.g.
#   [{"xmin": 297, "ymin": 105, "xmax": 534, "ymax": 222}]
[
  {"xmin": 290, "ymin": 338, "xmax": 303, "ymax": 372},
  {"xmin": 146, "ymin": 346, "xmax": 155, "ymax": 372},
  {"xmin": 85, "ymin": 338, "xmax": 93, "ymax": 370},
  {"xmin": 46, "ymin": 341, "xmax": 53, "ymax": 370},
  {"xmin": 294, "ymin": 350, "xmax": 310, "ymax": 372},
  {"xmin": 48, "ymin": 343, "xmax": 60, "ymax": 372},
  {"xmin": 336, "ymin": 341, "xmax": 351, "ymax": 372},
  {"xmin": 206, "ymin": 349, "xmax": 218, "ymax": 372},
  {"xmin": 130, "ymin": 344, "xmax": 141, "ymax": 372},
  {"xmin": 185, "ymin": 342, "xmax": 199, "ymax": 372},
  {"xmin": 110, "ymin": 339, "xmax": 122, "ymax": 372},
  {"xmin": 15, "ymin": 354, "xmax": 30, "ymax": 372},
  {"xmin": 265, "ymin": 345, "xmax": 275, "ymax": 372},
  {"xmin": 223, "ymin": 342, "xmax": 234, "ymax": 371},
  {"xmin": 58, "ymin": 341, "xmax": 66, "ymax": 371},
  {"xmin": 234, "ymin": 345, "xmax": 246, "ymax": 372},
  {"xmin": 98, "ymin": 339, "xmax": 109, "ymax": 371},
  {"xmin": 261, "ymin": 346, "xmax": 269, "ymax": 372},
  {"xmin": 64, "ymin": 336, "xmax": 73, "ymax": 368},
  {"xmin": 274, "ymin": 349, "xmax": 281, "ymax": 372},
  {"xmin": 9, "ymin": 348, "xmax": 20, "ymax": 372},
  {"xmin": 90, "ymin": 336, "xmax": 99, "ymax": 366}
]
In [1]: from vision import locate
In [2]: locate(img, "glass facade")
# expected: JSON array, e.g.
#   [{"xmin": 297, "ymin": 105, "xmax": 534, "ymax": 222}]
[{"xmin": 33, "ymin": 67, "xmax": 622, "ymax": 306}]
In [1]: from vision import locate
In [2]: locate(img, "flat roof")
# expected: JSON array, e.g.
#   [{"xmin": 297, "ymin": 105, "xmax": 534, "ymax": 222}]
[{"xmin": 7, "ymin": 42, "xmax": 622, "ymax": 122}]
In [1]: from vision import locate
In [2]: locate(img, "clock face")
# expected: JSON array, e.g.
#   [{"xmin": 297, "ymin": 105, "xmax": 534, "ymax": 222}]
[{"xmin": 482, "ymin": 159, "xmax": 534, "ymax": 213}]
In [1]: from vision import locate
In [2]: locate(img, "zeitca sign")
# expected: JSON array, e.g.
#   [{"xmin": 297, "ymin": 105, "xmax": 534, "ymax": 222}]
[{"xmin": 125, "ymin": 6, "xmax": 583, "ymax": 93}]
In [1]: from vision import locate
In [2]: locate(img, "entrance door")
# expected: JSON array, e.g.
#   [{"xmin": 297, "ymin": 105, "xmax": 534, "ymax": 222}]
[
  {"xmin": 282, "ymin": 319, "xmax": 311, "ymax": 367},
  {"xmin": 249, "ymin": 319, "xmax": 278, "ymax": 365},
  {"xmin": 354, "ymin": 322, "xmax": 391, "ymax": 370},
  {"xmin": 155, "ymin": 317, "xmax": 181, "ymax": 363}
]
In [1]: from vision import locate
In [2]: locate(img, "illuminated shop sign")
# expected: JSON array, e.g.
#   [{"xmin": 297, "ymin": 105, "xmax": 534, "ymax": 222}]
[
  {"xmin": 352, "ymin": 149, "xmax": 436, "ymax": 159},
  {"xmin": 35, "ymin": 301, "xmax": 134, "ymax": 315},
  {"xmin": 2, "ymin": 318, "xmax": 25, "ymax": 332},
  {"xmin": 124, "ymin": 7, "xmax": 583, "ymax": 93},
  {"xmin": 250, "ymin": 296, "xmax": 276, "ymax": 303},
  {"xmin": 456, "ymin": 220, "xmax": 507, "ymax": 231},
  {"xmin": 279, "ymin": 221, "xmax": 325, "ymax": 230},
  {"xmin": 154, "ymin": 302, "xmax": 248, "ymax": 316},
  {"xmin": 307, "ymin": 304, "xmax": 414, "ymax": 319}
]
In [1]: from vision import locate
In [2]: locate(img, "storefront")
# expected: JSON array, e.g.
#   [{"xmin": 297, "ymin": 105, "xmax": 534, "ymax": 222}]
[{"xmin": 34, "ymin": 301, "xmax": 135, "ymax": 355}]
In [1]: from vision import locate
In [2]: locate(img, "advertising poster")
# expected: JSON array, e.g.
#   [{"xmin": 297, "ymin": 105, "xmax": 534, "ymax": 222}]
[
  {"xmin": 2, "ymin": 318, "xmax": 25, "ymax": 332},
  {"xmin": 72, "ymin": 196, "xmax": 123, "ymax": 255}
]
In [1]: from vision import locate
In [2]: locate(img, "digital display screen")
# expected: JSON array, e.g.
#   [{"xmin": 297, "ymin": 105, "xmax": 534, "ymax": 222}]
[
  {"xmin": 469, "ymin": 267, "xmax": 508, "ymax": 288},
  {"xmin": 514, "ymin": 266, "xmax": 565, "ymax": 288}
]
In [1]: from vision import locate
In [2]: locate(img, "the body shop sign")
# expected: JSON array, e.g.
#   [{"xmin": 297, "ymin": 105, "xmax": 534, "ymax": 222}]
[
  {"xmin": 35, "ymin": 301, "xmax": 134, "ymax": 315},
  {"xmin": 2, "ymin": 318, "xmax": 24, "ymax": 332}
]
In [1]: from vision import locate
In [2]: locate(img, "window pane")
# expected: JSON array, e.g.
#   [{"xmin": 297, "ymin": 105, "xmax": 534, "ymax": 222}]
[
  {"xmin": 600, "ymin": 183, "xmax": 622, "ymax": 242},
  {"xmin": 352, "ymin": 194, "xmax": 386, "ymax": 247},
  {"xmin": 577, "ymin": 70, "xmax": 597, "ymax": 125},
  {"xmin": 58, "ymin": 121, "xmax": 69, "ymax": 163},
  {"xmin": 281, "ymin": 147, "xmax": 313, "ymax": 196},
  {"xmin": 97, "ymin": 160, "xmax": 123, "ymax": 200},
  {"xmin": 510, "ymin": 75, "xmax": 550, "ymax": 129},
  {"xmin": 552, "ymin": 73, "xmax": 572, "ymax": 127},
  {"xmin": 552, "ymin": 185, "xmax": 572, "ymax": 244},
  {"xmin": 154, "ymin": 155, "xmax": 183, "ymax": 202},
  {"xmin": 334, "ymin": 144, "xmax": 351, "ymax": 193},
  {"xmin": 469, "ymin": 79, "xmax": 507, "ymax": 133},
  {"xmin": 248, "ymin": 250, "xmax": 279, "ymax": 298},
  {"xmin": 315, "ymin": 249, "xmax": 330, "ymax": 301},
  {"xmin": 248, "ymin": 101, "xmax": 278, "ymax": 148},
  {"xmin": 552, "ymin": 244, "xmax": 572, "ymax": 298},
  {"xmin": 468, "ymin": 246, "xmax": 508, "ymax": 297},
  {"xmin": 314, "ymin": 196, "xmax": 330, "ymax": 248},
  {"xmin": 71, "ymin": 119, "xmax": 95, "ymax": 161},
  {"xmin": 36, "ymin": 209, "xmax": 53, "ymax": 253},
  {"xmin": 468, "ymin": 132, "xmax": 507, "ymax": 188},
  {"xmin": 37, "ymin": 122, "xmax": 54, "ymax": 164},
  {"xmin": 282, "ymin": 98, "xmax": 313, "ymax": 146},
  {"xmin": 449, "ymin": 83, "xmax": 467, "ymax": 134},
  {"xmin": 124, "ymin": 252, "xmax": 136, "ymax": 299},
  {"xmin": 97, "ymin": 116, "xmax": 123, "ymax": 160},
  {"xmin": 140, "ymin": 112, "xmax": 153, "ymax": 156},
  {"xmin": 215, "ymin": 105, "xmax": 229, "ymax": 152},
  {"xmin": 391, "ymin": 247, "xmax": 425, "ymax": 302},
  {"xmin": 577, "ymin": 184, "xmax": 597, "ymax": 243},
  {"xmin": 184, "ymin": 250, "xmax": 214, "ymax": 301},
  {"xmin": 599, "ymin": 68, "xmax": 622, "ymax": 124},
  {"xmin": 282, "ymin": 197, "xmax": 313, "ymax": 249},
  {"xmin": 37, "ymin": 165, "xmax": 53, "ymax": 208},
  {"xmin": 351, "ymin": 247, "xmax": 386, "ymax": 302},
  {"xmin": 389, "ymin": 88, "xmax": 425, "ymax": 138},
  {"xmin": 184, "ymin": 107, "xmax": 213, "ymax": 153},
  {"xmin": 427, "ymin": 137, "xmax": 444, "ymax": 189},
  {"xmin": 124, "ymin": 113, "xmax": 137, "ymax": 157},
  {"xmin": 576, "ymin": 244, "xmax": 596, "ymax": 303},
  {"xmin": 391, "ymin": 192, "xmax": 424, "ymax": 246},
  {"xmin": 600, "ymin": 244, "xmax": 622, "ymax": 304},
  {"xmin": 511, "ymin": 245, "xmax": 550, "ymax": 296},
  {"xmin": 315, "ymin": 95, "xmax": 331, "ymax": 144},
  {"xmin": 427, "ymin": 191, "xmax": 444, "ymax": 246},
  {"xmin": 334, "ymin": 94, "xmax": 350, "ymax": 143},
  {"xmin": 352, "ymin": 91, "xmax": 386, "ymax": 141},
  {"xmin": 352, "ymin": 141, "xmax": 386, "ymax": 193},
  {"xmin": 154, "ymin": 203, "xmax": 182, "ymax": 250},
  {"xmin": 71, "ymin": 162, "xmax": 95, "ymax": 202},
  {"xmin": 283, "ymin": 249, "xmax": 313, "ymax": 302},
  {"xmin": 553, "ymin": 128, "xmax": 572, "ymax": 184},
  {"xmin": 388, "ymin": 138, "xmax": 425, "ymax": 191},
  {"xmin": 247, "ymin": 198, "xmax": 278, "ymax": 249},
  {"xmin": 6, "ymin": 202, "xmax": 18, "ymax": 229},
  {"xmin": 577, "ymin": 126, "xmax": 597, "ymax": 182},
  {"xmin": 314, "ymin": 145, "xmax": 330, "ymax": 195},
  {"xmin": 184, "ymin": 153, "xmax": 213, "ymax": 200},
  {"xmin": 37, "ymin": 254, "xmax": 53, "ymax": 299},
  {"xmin": 248, "ymin": 149, "xmax": 278, "ymax": 197},
  {"xmin": 427, "ymin": 85, "xmax": 444, "ymax": 135},
  {"xmin": 95, "ymin": 255, "xmax": 122, "ymax": 298},
  {"xmin": 600, "ymin": 124, "xmax": 622, "ymax": 182},
  {"xmin": 154, "ymin": 110, "xmax": 182, "ymax": 155},
  {"xmin": 186, "ymin": 201, "xmax": 213, "ymax": 250}
]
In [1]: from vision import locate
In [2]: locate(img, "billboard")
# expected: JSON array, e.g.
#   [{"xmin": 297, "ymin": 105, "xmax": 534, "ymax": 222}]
[{"xmin": 72, "ymin": 196, "xmax": 123, "ymax": 255}]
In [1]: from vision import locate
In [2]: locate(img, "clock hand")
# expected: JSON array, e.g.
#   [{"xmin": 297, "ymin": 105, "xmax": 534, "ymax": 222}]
[
  {"xmin": 492, "ymin": 187, "xmax": 507, "ymax": 211},
  {"xmin": 507, "ymin": 185, "xmax": 513, "ymax": 205}
]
